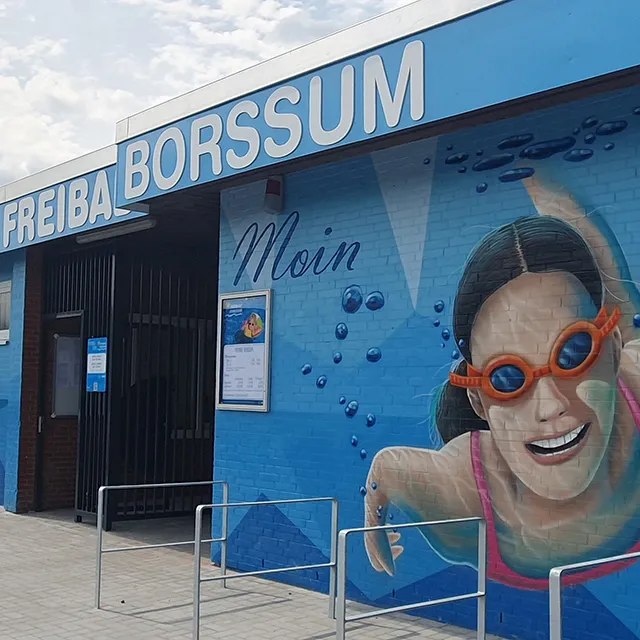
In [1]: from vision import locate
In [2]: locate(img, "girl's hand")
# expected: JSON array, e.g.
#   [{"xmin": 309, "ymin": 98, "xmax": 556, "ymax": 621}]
[
  {"xmin": 525, "ymin": 175, "xmax": 640, "ymax": 343},
  {"xmin": 363, "ymin": 451, "xmax": 404, "ymax": 575}
]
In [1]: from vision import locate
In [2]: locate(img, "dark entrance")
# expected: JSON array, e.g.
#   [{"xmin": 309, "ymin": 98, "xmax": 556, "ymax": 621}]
[{"xmin": 38, "ymin": 199, "xmax": 220, "ymax": 527}]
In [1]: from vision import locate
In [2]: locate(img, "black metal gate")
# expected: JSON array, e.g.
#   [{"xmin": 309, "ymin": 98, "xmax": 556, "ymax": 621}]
[{"xmin": 42, "ymin": 236, "xmax": 217, "ymax": 524}]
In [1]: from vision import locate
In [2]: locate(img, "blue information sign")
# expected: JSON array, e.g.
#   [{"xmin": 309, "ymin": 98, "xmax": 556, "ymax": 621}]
[{"xmin": 86, "ymin": 337, "xmax": 108, "ymax": 393}]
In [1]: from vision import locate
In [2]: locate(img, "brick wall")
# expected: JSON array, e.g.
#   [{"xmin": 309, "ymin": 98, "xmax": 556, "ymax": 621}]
[{"xmin": 213, "ymin": 82, "xmax": 640, "ymax": 640}]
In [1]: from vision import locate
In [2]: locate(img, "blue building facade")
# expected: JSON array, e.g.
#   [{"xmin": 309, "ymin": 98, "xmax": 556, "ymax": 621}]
[{"xmin": 2, "ymin": 0, "xmax": 640, "ymax": 638}]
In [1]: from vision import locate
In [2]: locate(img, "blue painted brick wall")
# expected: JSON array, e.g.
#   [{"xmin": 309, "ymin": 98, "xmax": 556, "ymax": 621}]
[
  {"xmin": 0, "ymin": 249, "xmax": 26, "ymax": 509},
  {"xmin": 214, "ymin": 83, "xmax": 640, "ymax": 639}
]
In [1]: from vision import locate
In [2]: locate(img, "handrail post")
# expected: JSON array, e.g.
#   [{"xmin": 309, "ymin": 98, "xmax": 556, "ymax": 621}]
[
  {"xmin": 221, "ymin": 482, "xmax": 229, "ymax": 589},
  {"xmin": 193, "ymin": 505, "xmax": 205, "ymax": 640},
  {"xmin": 328, "ymin": 498, "xmax": 339, "ymax": 619},
  {"xmin": 95, "ymin": 486, "xmax": 106, "ymax": 609},
  {"xmin": 549, "ymin": 568, "xmax": 564, "ymax": 640},
  {"xmin": 336, "ymin": 530, "xmax": 348, "ymax": 640},
  {"xmin": 476, "ymin": 519, "xmax": 487, "ymax": 640}
]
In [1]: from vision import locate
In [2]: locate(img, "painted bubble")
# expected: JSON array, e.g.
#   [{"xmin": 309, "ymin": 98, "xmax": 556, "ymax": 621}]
[
  {"xmin": 520, "ymin": 137, "xmax": 576, "ymax": 160},
  {"xmin": 458, "ymin": 166, "xmax": 467, "ymax": 174},
  {"xmin": 596, "ymin": 120, "xmax": 628, "ymax": 136},
  {"xmin": 335, "ymin": 323, "xmax": 348, "ymax": 340},
  {"xmin": 497, "ymin": 133, "xmax": 534, "ymax": 150},
  {"xmin": 342, "ymin": 285, "xmax": 363, "ymax": 314},
  {"xmin": 302, "ymin": 364, "xmax": 312, "ymax": 375},
  {"xmin": 564, "ymin": 149, "xmax": 594, "ymax": 163},
  {"xmin": 423, "ymin": 157, "xmax": 431, "ymax": 165},
  {"xmin": 634, "ymin": 107, "xmax": 640, "ymax": 116},
  {"xmin": 433, "ymin": 319, "xmax": 441, "ymax": 327},
  {"xmin": 582, "ymin": 116, "xmax": 599, "ymax": 128},
  {"xmin": 441, "ymin": 343, "xmax": 446, "ymax": 349},
  {"xmin": 472, "ymin": 153, "xmax": 515, "ymax": 172},
  {"xmin": 434, "ymin": 300, "xmax": 445, "ymax": 313},
  {"xmin": 351, "ymin": 435, "xmax": 359, "ymax": 447},
  {"xmin": 333, "ymin": 352, "xmax": 343, "ymax": 364},
  {"xmin": 447, "ymin": 144, "xmax": 454, "ymax": 151},
  {"xmin": 458, "ymin": 339, "xmax": 466, "ymax": 348},
  {"xmin": 634, "ymin": 314, "xmax": 640, "ymax": 328},
  {"xmin": 366, "ymin": 413, "xmax": 376, "ymax": 427},
  {"xmin": 365, "ymin": 291, "xmax": 385, "ymax": 311},
  {"xmin": 476, "ymin": 149, "xmax": 484, "ymax": 156},
  {"xmin": 498, "ymin": 167, "xmax": 535, "ymax": 182},
  {"xmin": 360, "ymin": 449, "xmax": 367, "ymax": 460},
  {"xmin": 316, "ymin": 375, "xmax": 327, "ymax": 389},
  {"xmin": 452, "ymin": 350, "xmax": 460, "ymax": 360},
  {"xmin": 445, "ymin": 152, "xmax": 469, "ymax": 165},
  {"xmin": 339, "ymin": 396, "xmax": 347, "ymax": 405},
  {"xmin": 604, "ymin": 142, "xmax": 615, "ymax": 151},
  {"xmin": 441, "ymin": 328, "xmax": 451, "ymax": 341},
  {"xmin": 377, "ymin": 505, "xmax": 383, "ymax": 519},
  {"xmin": 371, "ymin": 482, "xmax": 378, "ymax": 491},
  {"xmin": 572, "ymin": 127, "xmax": 581, "ymax": 135},
  {"xmin": 345, "ymin": 401, "xmax": 359, "ymax": 417},
  {"xmin": 366, "ymin": 348, "xmax": 382, "ymax": 363},
  {"xmin": 388, "ymin": 514, "xmax": 394, "ymax": 521},
  {"xmin": 584, "ymin": 134, "xmax": 596, "ymax": 144},
  {"xmin": 476, "ymin": 182, "xmax": 488, "ymax": 194},
  {"xmin": 325, "ymin": 227, "xmax": 333, "ymax": 236},
  {"xmin": 360, "ymin": 486, "xmax": 367, "ymax": 497}
]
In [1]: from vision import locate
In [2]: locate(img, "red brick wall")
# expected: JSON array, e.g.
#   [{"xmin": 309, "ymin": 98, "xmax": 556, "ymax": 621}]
[{"xmin": 17, "ymin": 246, "xmax": 43, "ymax": 513}]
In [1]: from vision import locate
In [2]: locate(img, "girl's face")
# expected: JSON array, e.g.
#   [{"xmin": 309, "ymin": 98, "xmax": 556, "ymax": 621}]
[{"xmin": 469, "ymin": 271, "xmax": 620, "ymax": 501}]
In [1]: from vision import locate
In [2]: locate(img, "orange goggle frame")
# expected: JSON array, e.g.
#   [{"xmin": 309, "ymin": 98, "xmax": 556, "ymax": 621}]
[{"xmin": 449, "ymin": 306, "xmax": 621, "ymax": 401}]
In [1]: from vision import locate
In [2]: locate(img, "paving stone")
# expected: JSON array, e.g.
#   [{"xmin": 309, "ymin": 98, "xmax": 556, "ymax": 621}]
[{"xmin": 0, "ymin": 510, "xmax": 502, "ymax": 639}]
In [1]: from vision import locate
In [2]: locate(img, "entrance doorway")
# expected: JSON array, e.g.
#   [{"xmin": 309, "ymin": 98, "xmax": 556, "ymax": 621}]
[{"xmin": 36, "ymin": 315, "xmax": 82, "ymax": 511}]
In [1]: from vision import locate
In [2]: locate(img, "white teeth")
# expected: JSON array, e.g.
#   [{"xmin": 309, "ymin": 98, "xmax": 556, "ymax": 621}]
[{"xmin": 528, "ymin": 424, "xmax": 587, "ymax": 456}]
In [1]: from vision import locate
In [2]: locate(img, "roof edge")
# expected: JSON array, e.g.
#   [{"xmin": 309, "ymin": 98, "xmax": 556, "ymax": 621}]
[
  {"xmin": 0, "ymin": 146, "xmax": 116, "ymax": 205},
  {"xmin": 115, "ymin": 0, "xmax": 508, "ymax": 142}
]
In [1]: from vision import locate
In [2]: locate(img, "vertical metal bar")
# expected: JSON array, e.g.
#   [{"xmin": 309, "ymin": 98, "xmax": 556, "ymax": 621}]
[
  {"xmin": 162, "ymin": 271, "xmax": 173, "ymax": 512},
  {"xmin": 153, "ymin": 267, "xmax": 163, "ymax": 514},
  {"xmin": 143, "ymin": 263, "xmax": 153, "ymax": 515},
  {"xmin": 549, "ymin": 568, "xmax": 564, "ymax": 640},
  {"xmin": 221, "ymin": 482, "xmax": 229, "ymax": 588},
  {"xmin": 134, "ymin": 262, "xmax": 144, "ymax": 512},
  {"xmin": 476, "ymin": 519, "xmax": 487, "ymax": 640},
  {"xmin": 193, "ymin": 505, "xmax": 205, "ymax": 640},
  {"xmin": 172, "ymin": 274, "xmax": 182, "ymax": 512},
  {"xmin": 329, "ymin": 499, "xmax": 339, "ymax": 619},
  {"xmin": 335, "ymin": 531, "xmax": 348, "ymax": 640},
  {"xmin": 95, "ymin": 486, "xmax": 105, "ymax": 609},
  {"xmin": 123, "ymin": 259, "xmax": 135, "ymax": 515},
  {"xmin": 181, "ymin": 276, "xmax": 191, "ymax": 511}
]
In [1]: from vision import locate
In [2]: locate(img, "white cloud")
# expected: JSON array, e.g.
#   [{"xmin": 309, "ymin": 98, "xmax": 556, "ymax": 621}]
[{"xmin": 0, "ymin": 0, "xmax": 415, "ymax": 186}]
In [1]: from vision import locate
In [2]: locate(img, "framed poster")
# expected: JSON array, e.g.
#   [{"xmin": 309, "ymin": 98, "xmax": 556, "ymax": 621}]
[
  {"xmin": 216, "ymin": 290, "xmax": 272, "ymax": 412},
  {"xmin": 52, "ymin": 334, "xmax": 82, "ymax": 417},
  {"xmin": 86, "ymin": 337, "xmax": 108, "ymax": 393}
]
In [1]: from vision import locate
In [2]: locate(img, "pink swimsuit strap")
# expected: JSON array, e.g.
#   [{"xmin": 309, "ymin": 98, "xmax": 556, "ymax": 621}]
[{"xmin": 471, "ymin": 377, "xmax": 640, "ymax": 590}]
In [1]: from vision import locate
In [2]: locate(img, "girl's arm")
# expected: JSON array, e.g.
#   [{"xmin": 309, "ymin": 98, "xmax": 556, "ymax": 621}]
[
  {"xmin": 364, "ymin": 433, "xmax": 481, "ymax": 575},
  {"xmin": 525, "ymin": 175, "xmax": 640, "ymax": 343}
]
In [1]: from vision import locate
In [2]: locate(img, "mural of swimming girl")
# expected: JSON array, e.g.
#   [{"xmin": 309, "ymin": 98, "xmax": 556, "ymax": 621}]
[{"xmin": 364, "ymin": 176, "xmax": 640, "ymax": 589}]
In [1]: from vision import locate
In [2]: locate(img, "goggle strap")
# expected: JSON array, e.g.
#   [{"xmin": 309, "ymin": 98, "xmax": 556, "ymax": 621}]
[
  {"xmin": 449, "ymin": 372, "xmax": 482, "ymax": 388},
  {"xmin": 599, "ymin": 306, "xmax": 621, "ymax": 336}
]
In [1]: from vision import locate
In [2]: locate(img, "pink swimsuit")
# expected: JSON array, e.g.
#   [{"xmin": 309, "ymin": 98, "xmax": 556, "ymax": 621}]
[{"xmin": 471, "ymin": 378, "xmax": 640, "ymax": 589}]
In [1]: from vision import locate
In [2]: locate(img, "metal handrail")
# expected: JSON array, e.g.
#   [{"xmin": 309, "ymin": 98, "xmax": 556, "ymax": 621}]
[
  {"xmin": 193, "ymin": 497, "xmax": 339, "ymax": 640},
  {"xmin": 550, "ymin": 550, "xmax": 640, "ymax": 639},
  {"xmin": 336, "ymin": 517, "xmax": 487, "ymax": 640},
  {"xmin": 95, "ymin": 480, "xmax": 229, "ymax": 609}
]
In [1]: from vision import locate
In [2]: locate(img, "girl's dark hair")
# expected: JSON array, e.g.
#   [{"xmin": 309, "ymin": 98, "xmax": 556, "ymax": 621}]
[{"xmin": 435, "ymin": 216, "xmax": 603, "ymax": 443}]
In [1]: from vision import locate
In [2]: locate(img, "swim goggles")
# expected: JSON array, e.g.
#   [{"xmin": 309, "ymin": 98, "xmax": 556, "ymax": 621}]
[{"xmin": 449, "ymin": 306, "xmax": 621, "ymax": 401}]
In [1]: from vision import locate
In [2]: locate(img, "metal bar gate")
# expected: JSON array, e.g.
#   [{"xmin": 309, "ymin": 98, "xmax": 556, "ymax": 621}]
[
  {"xmin": 192, "ymin": 497, "xmax": 339, "ymax": 640},
  {"xmin": 336, "ymin": 517, "xmax": 487, "ymax": 640},
  {"xmin": 95, "ymin": 480, "xmax": 229, "ymax": 609}
]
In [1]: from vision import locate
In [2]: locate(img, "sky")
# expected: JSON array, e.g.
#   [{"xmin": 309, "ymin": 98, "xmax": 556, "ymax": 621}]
[{"xmin": 0, "ymin": 0, "xmax": 414, "ymax": 187}]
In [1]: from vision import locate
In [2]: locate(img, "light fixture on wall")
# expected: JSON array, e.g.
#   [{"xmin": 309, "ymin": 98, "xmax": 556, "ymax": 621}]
[
  {"xmin": 263, "ymin": 175, "xmax": 284, "ymax": 215},
  {"xmin": 76, "ymin": 217, "xmax": 156, "ymax": 244}
]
